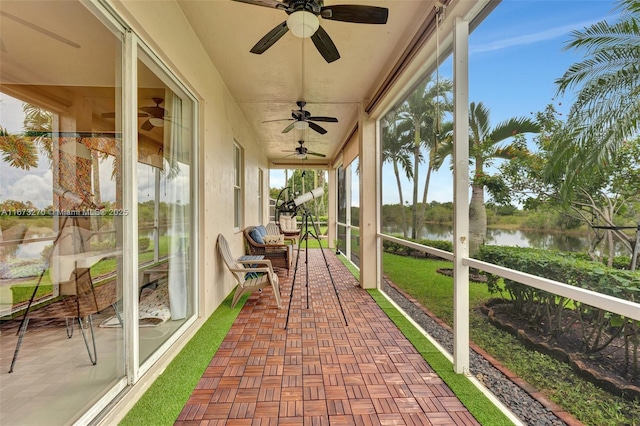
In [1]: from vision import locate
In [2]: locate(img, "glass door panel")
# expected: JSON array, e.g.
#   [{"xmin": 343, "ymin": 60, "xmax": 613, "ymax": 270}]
[
  {"xmin": 0, "ymin": 2, "xmax": 125, "ymax": 424},
  {"xmin": 136, "ymin": 48, "xmax": 195, "ymax": 364}
]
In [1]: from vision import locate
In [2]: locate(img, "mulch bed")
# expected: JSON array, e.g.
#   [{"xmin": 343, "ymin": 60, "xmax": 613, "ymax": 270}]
[
  {"xmin": 480, "ymin": 300, "xmax": 640, "ymax": 402},
  {"xmin": 436, "ymin": 268, "xmax": 487, "ymax": 283}
]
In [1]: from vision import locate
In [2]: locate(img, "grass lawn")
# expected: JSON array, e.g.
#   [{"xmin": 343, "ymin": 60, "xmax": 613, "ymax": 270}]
[
  {"xmin": 75, "ymin": 248, "xmax": 640, "ymax": 425},
  {"xmin": 382, "ymin": 252, "xmax": 491, "ymax": 325},
  {"xmin": 8, "ymin": 236, "xmax": 173, "ymax": 306}
]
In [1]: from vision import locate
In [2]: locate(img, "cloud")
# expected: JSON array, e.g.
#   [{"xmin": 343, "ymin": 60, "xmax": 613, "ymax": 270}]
[
  {"xmin": 470, "ymin": 18, "xmax": 605, "ymax": 54},
  {"xmin": 3, "ymin": 170, "xmax": 53, "ymax": 208},
  {"xmin": 0, "ymin": 93, "xmax": 26, "ymax": 133}
]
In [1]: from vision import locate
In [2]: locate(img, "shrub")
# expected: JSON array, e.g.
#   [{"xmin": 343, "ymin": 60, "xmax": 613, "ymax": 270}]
[
  {"xmin": 139, "ymin": 237, "xmax": 151, "ymax": 252},
  {"xmin": 0, "ymin": 258, "xmax": 46, "ymax": 279},
  {"xmin": 476, "ymin": 245, "xmax": 640, "ymax": 377},
  {"xmin": 91, "ymin": 239, "xmax": 116, "ymax": 251},
  {"xmin": 382, "ymin": 237, "xmax": 452, "ymax": 258}
]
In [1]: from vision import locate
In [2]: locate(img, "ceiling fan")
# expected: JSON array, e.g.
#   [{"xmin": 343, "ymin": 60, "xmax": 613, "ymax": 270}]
[
  {"xmin": 283, "ymin": 140, "xmax": 326, "ymax": 159},
  {"xmin": 231, "ymin": 0, "xmax": 388, "ymax": 63},
  {"xmin": 265, "ymin": 101, "xmax": 338, "ymax": 135},
  {"xmin": 102, "ymin": 97, "xmax": 168, "ymax": 131},
  {"xmin": 139, "ymin": 98, "xmax": 168, "ymax": 131}
]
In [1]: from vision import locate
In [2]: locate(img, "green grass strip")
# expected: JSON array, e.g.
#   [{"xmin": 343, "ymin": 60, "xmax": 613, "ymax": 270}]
[
  {"xmin": 336, "ymin": 253, "xmax": 360, "ymax": 280},
  {"xmin": 368, "ymin": 289, "xmax": 513, "ymax": 426},
  {"xmin": 120, "ymin": 291, "xmax": 246, "ymax": 426}
]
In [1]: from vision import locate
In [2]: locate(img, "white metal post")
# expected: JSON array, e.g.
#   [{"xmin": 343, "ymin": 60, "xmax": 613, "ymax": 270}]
[
  {"xmin": 123, "ymin": 30, "xmax": 140, "ymax": 383},
  {"xmin": 359, "ymin": 103, "xmax": 379, "ymax": 289},
  {"xmin": 327, "ymin": 167, "xmax": 337, "ymax": 250},
  {"xmin": 453, "ymin": 16, "xmax": 470, "ymax": 374}
]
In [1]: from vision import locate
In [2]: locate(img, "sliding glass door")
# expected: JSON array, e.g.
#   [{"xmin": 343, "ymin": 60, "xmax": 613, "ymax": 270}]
[
  {"xmin": 136, "ymin": 49, "xmax": 195, "ymax": 364},
  {"xmin": 0, "ymin": 2, "xmax": 125, "ymax": 424},
  {"xmin": 0, "ymin": 1, "xmax": 197, "ymax": 423}
]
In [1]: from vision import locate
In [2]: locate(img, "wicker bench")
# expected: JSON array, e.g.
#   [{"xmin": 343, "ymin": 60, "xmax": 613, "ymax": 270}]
[{"xmin": 243, "ymin": 226, "xmax": 291, "ymax": 275}]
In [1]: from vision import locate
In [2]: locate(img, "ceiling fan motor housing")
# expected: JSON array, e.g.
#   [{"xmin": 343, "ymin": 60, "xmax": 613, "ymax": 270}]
[{"xmin": 287, "ymin": 0, "xmax": 321, "ymax": 14}]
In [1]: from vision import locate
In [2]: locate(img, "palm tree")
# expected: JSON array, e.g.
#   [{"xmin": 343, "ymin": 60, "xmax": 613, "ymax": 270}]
[
  {"xmin": 382, "ymin": 110, "xmax": 413, "ymax": 238},
  {"xmin": 397, "ymin": 75, "xmax": 453, "ymax": 239},
  {"xmin": 437, "ymin": 102, "xmax": 540, "ymax": 255},
  {"xmin": 22, "ymin": 103, "xmax": 53, "ymax": 159},
  {"xmin": 553, "ymin": 0, "xmax": 640, "ymax": 185},
  {"xmin": 0, "ymin": 103, "xmax": 53, "ymax": 170},
  {"xmin": 0, "ymin": 126, "xmax": 38, "ymax": 169},
  {"xmin": 0, "ymin": 123, "xmax": 40, "ymax": 261}
]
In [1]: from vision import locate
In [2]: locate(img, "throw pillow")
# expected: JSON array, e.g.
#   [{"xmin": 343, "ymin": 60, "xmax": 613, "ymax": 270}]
[
  {"xmin": 263, "ymin": 234, "xmax": 284, "ymax": 245},
  {"xmin": 250, "ymin": 228, "xmax": 265, "ymax": 244},
  {"xmin": 256, "ymin": 225, "xmax": 267, "ymax": 236}
]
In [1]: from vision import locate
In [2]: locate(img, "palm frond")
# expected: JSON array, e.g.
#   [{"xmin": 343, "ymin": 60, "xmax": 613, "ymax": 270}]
[
  {"xmin": 563, "ymin": 19, "xmax": 640, "ymax": 54},
  {"xmin": 0, "ymin": 134, "xmax": 39, "ymax": 169},
  {"xmin": 554, "ymin": 0, "xmax": 640, "ymax": 169},
  {"xmin": 469, "ymin": 102, "xmax": 491, "ymax": 142},
  {"xmin": 490, "ymin": 117, "xmax": 541, "ymax": 143}
]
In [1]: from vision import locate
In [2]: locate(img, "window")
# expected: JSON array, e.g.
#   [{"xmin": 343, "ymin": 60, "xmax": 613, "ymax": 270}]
[
  {"xmin": 234, "ymin": 142, "xmax": 243, "ymax": 229},
  {"xmin": 0, "ymin": 2, "xmax": 197, "ymax": 423}
]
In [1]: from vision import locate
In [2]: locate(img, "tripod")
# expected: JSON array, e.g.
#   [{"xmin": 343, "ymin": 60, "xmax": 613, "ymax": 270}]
[
  {"xmin": 9, "ymin": 212, "xmax": 100, "ymax": 373},
  {"xmin": 284, "ymin": 207, "xmax": 348, "ymax": 329}
]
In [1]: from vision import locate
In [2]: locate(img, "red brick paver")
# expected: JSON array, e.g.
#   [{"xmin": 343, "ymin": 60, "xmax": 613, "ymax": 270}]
[{"xmin": 176, "ymin": 249, "xmax": 480, "ymax": 425}]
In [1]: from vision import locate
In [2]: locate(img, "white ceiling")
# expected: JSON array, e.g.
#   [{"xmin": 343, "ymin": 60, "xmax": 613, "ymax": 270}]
[{"xmin": 178, "ymin": 0, "xmax": 437, "ymax": 167}]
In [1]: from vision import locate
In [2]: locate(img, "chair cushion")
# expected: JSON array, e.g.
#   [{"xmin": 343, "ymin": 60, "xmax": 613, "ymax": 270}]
[
  {"xmin": 265, "ymin": 222, "xmax": 280, "ymax": 235},
  {"xmin": 250, "ymin": 228, "xmax": 265, "ymax": 244},
  {"xmin": 280, "ymin": 215, "xmax": 298, "ymax": 232},
  {"xmin": 256, "ymin": 225, "xmax": 267, "ymax": 236}
]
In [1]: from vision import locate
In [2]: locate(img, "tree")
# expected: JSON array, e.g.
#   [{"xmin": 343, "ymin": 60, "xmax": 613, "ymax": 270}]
[
  {"xmin": 437, "ymin": 101, "xmax": 540, "ymax": 255},
  {"xmin": 382, "ymin": 110, "xmax": 413, "ymax": 237},
  {"xmin": 396, "ymin": 75, "xmax": 453, "ymax": 239},
  {"xmin": 0, "ymin": 104, "xmax": 53, "ymax": 259},
  {"xmin": 22, "ymin": 103, "xmax": 53, "ymax": 160},
  {"xmin": 0, "ymin": 126, "xmax": 38, "ymax": 169},
  {"xmin": 552, "ymin": 0, "xmax": 640, "ymax": 188},
  {"xmin": 502, "ymin": 104, "xmax": 640, "ymax": 265},
  {"xmin": 281, "ymin": 169, "xmax": 328, "ymax": 219}
]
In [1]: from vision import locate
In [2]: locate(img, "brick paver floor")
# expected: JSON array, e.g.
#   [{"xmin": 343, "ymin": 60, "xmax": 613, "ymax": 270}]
[{"xmin": 176, "ymin": 248, "xmax": 480, "ymax": 425}]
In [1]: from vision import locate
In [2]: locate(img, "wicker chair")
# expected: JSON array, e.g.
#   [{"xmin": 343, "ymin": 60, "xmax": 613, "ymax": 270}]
[
  {"xmin": 243, "ymin": 226, "xmax": 291, "ymax": 275},
  {"xmin": 265, "ymin": 222, "xmax": 280, "ymax": 236},
  {"xmin": 217, "ymin": 234, "xmax": 282, "ymax": 308}
]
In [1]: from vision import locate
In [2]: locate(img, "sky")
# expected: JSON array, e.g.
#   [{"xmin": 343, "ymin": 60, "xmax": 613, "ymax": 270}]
[
  {"xmin": 375, "ymin": 0, "xmax": 618, "ymax": 206},
  {"xmin": 0, "ymin": 1, "xmax": 619, "ymax": 207}
]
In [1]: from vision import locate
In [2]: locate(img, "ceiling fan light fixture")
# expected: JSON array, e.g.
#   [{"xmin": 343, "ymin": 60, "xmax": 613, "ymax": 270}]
[
  {"xmin": 149, "ymin": 117, "xmax": 164, "ymax": 127},
  {"xmin": 295, "ymin": 152, "xmax": 307, "ymax": 159},
  {"xmin": 287, "ymin": 10, "xmax": 319, "ymax": 38},
  {"xmin": 293, "ymin": 120, "xmax": 309, "ymax": 130}
]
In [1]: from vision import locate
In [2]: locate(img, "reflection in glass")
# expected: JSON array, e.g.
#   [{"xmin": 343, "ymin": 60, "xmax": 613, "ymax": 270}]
[
  {"xmin": 0, "ymin": 2, "xmax": 125, "ymax": 424},
  {"xmin": 137, "ymin": 50, "xmax": 194, "ymax": 364}
]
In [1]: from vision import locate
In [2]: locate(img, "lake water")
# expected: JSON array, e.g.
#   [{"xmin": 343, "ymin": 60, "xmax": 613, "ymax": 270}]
[
  {"xmin": 11, "ymin": 224, "xmax": 629, "ymax": 259},
  {"xmin": 382, "ymin": 223, "xmax": 616, "ymax": 254}
]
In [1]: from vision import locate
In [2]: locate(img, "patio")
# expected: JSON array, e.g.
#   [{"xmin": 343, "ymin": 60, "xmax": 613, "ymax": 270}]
[{"xmin": 175, "ymin": 248, "xmax": 480, "ymax": 425}]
